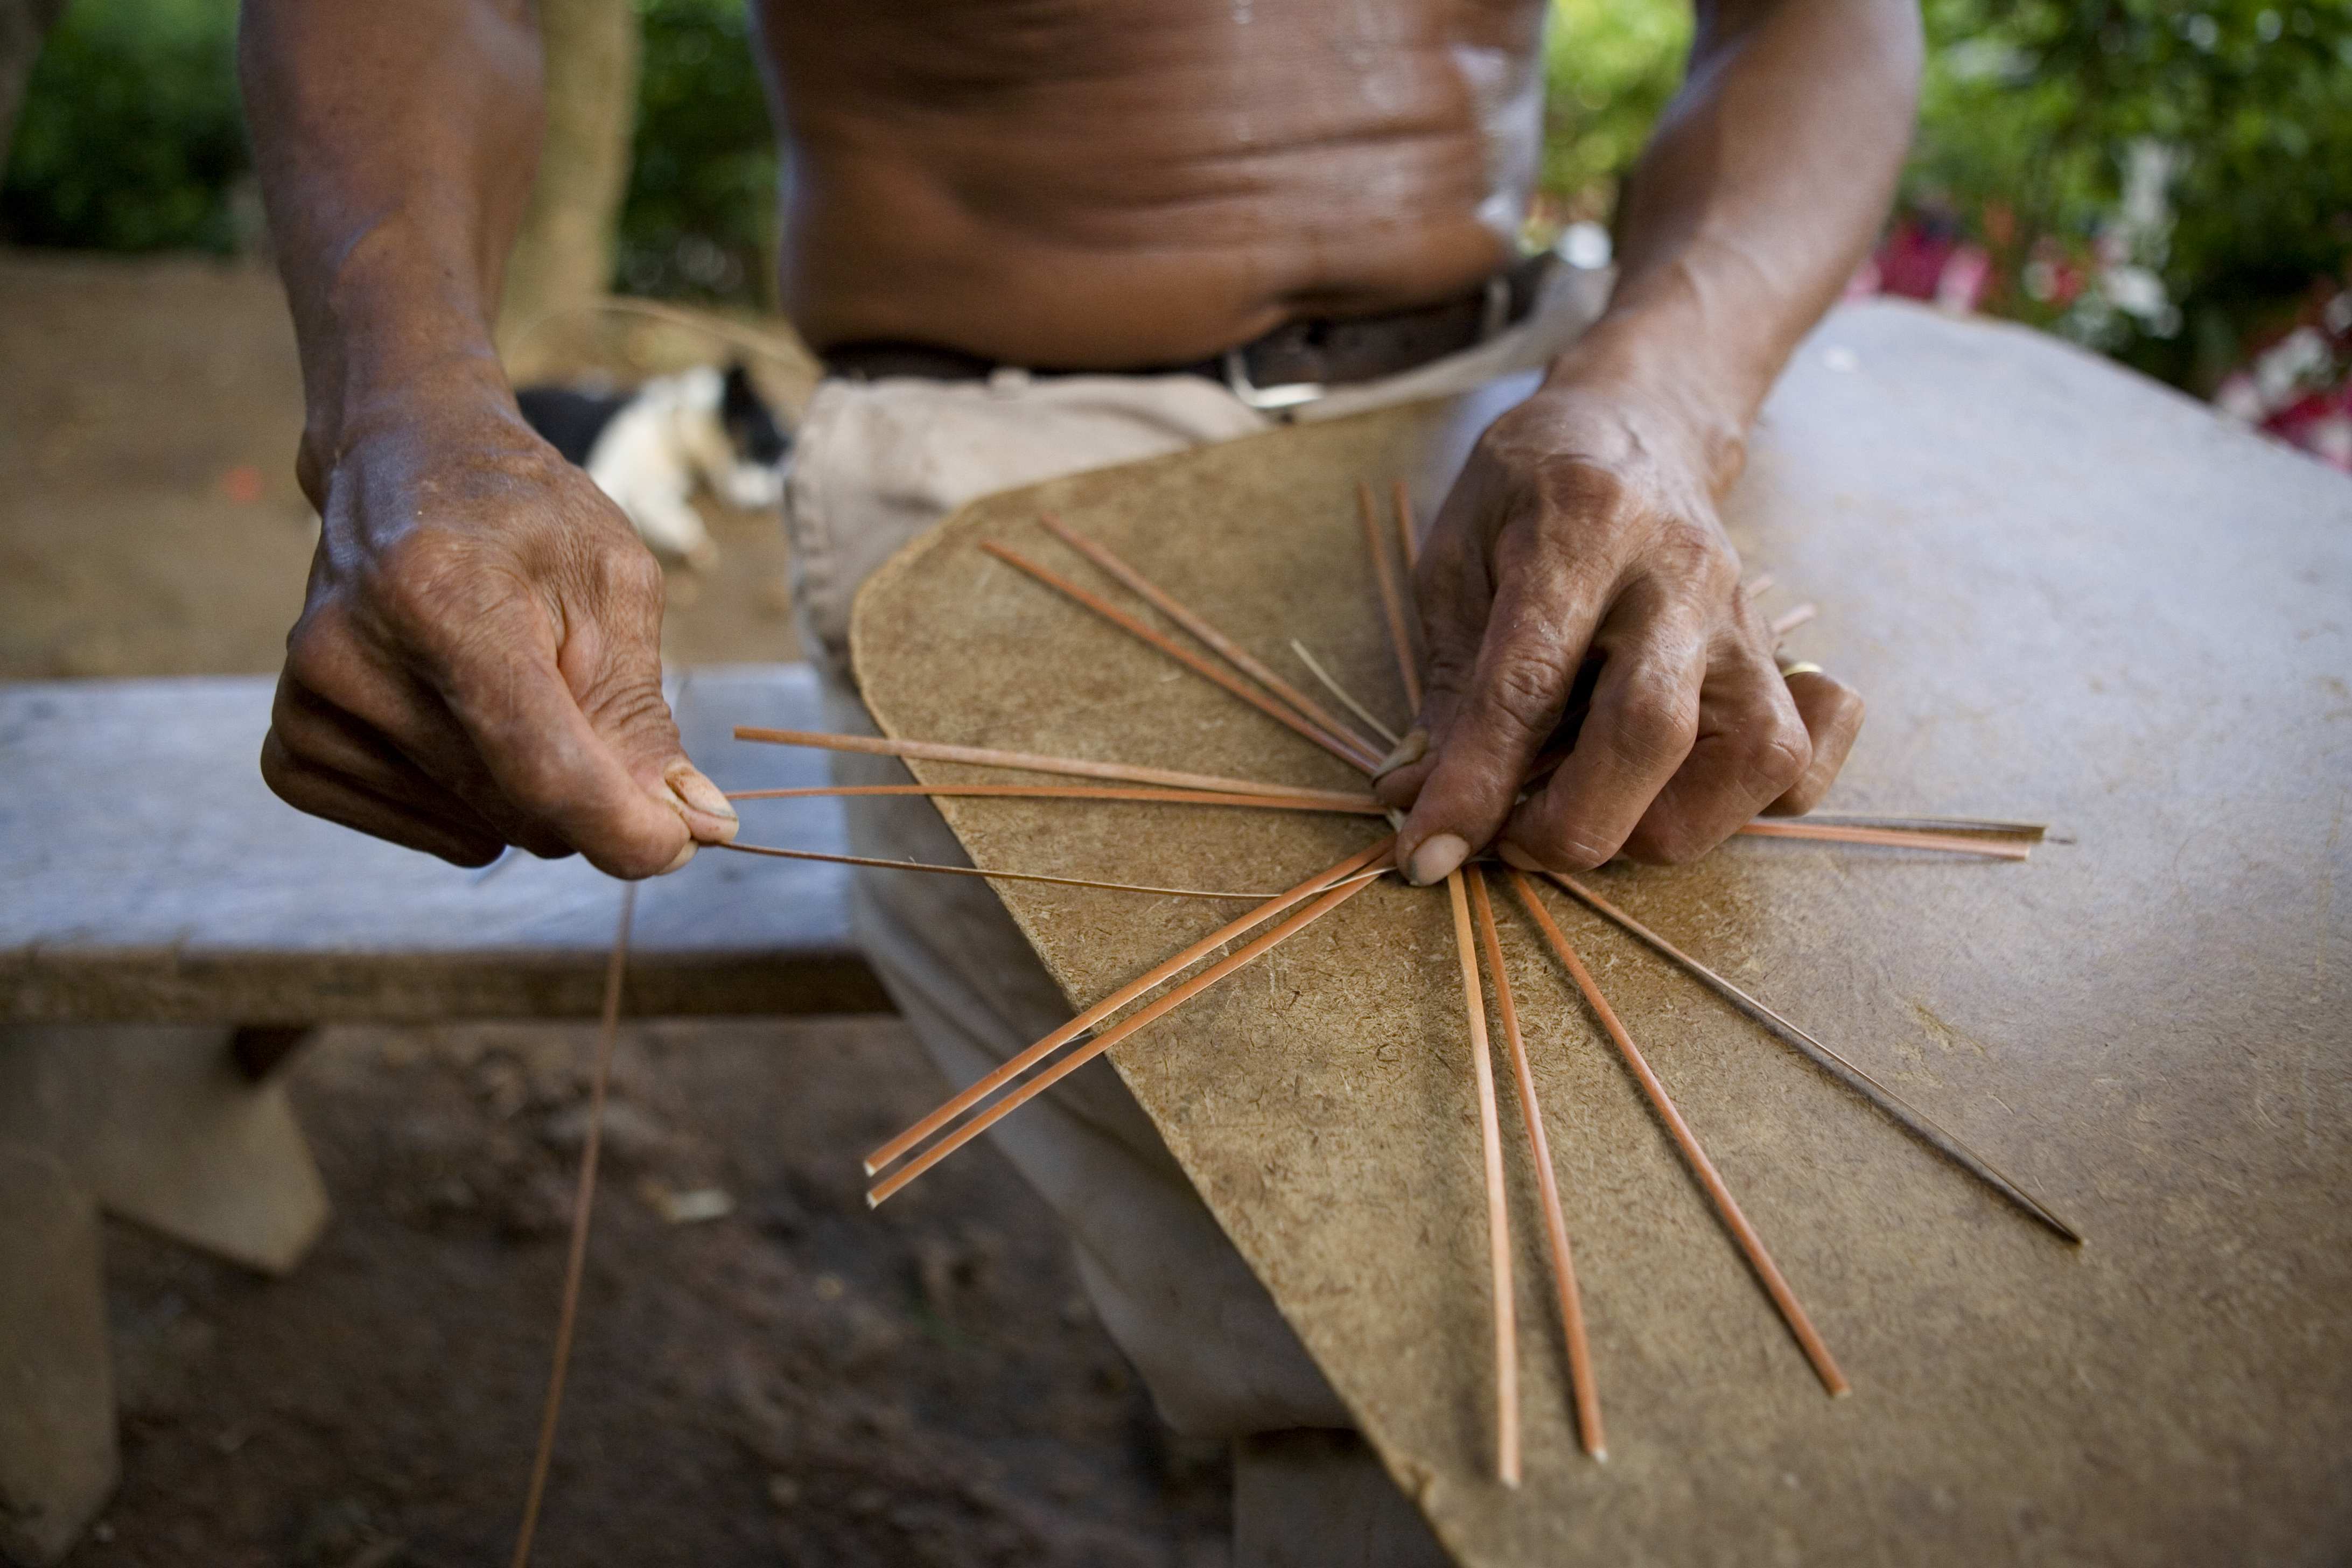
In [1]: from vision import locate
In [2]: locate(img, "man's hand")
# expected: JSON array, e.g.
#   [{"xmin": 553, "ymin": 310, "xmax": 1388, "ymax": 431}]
[
  {"xmin": 1360, "ymin": 0, "xmax": 1916, "ymax": 885},
  {"xmin": 239, "ymin": 0, "xmax": 733, "ymax": 876},
  {"xmin": 260, "ymin": 376, "xmax": 738, "ymax": 876},
  {"xmin": 1373, "ymin": 377, "xmax": 1864, "ymax": 885}
]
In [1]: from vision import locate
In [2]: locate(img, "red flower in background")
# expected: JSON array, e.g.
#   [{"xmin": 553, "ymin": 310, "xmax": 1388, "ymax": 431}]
[
  {"xmin": 2214, "ymin": 283, "xmax": 2352, "ymax": 474},
  {"xmin": 2264, "ymin": 387, "xmax": 2352, "ymax": 473},
  {"xmin": 1868, "ymin": 216, "xmax": 1992, "ymax": 312}
]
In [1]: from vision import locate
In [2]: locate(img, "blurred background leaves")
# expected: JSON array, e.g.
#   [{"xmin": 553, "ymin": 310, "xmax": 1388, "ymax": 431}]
[
  {"xmin": 614, "ymin": 0, "xmax": 778, "ymax": 304},
  {"xmin": 1537, "ymin": 0, "xmax": 1691, "ymax": 228},
  {"xmin": 1900, "ymin": 0, "xmax": 2352, "ymax": 387},
  {"xmin": 1, "ymin": 0, "xmax": 246, "ymax": 252},
  {"xmin": 3, "ymin": 0, "xmax": 2346, "ymax": 398}
]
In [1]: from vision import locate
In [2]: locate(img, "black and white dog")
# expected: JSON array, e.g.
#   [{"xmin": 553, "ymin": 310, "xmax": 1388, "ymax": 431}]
[{"xmin": 517, "ymin": 361, "xmax": 792, "ymax": 569}]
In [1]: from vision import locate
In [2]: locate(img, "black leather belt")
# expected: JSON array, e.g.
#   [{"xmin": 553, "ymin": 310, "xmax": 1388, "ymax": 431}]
[{"xmin": 822, "ymin": 252, "xmax": 1556, "ymax": 411}]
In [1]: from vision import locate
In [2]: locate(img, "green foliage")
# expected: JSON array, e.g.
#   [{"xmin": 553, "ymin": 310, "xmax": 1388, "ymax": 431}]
[
  {"xmin": 617, "ymin": 0, "xmax": 779, "ymax": 303},
  {"xmin": 1536, "ymin": 0, "xmax": 2352, "ymax": 385},
  {"xmin": 3, "ymin": 0, "xmax": 2341, "ymax": 387},
  {"xmin": 1539, "ymin": 0, "xmax": 1692, "ymax": 224},
  {"xmin": 0, "ymin": 0, "xmax": 246, "ymax": 251},
  {"xmin": 0, "ymin": 0, "xmax": 785, "ymax": 297},
  {"xmin": 1909, "ymin": 0, "xmax": 2352, "ymax": 382}
]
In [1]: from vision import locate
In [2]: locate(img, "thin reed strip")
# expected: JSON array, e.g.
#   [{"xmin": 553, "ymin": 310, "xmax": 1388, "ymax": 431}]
[
  {"xmin": 1507, "ymin": 870, "xmax": 1850, "ymax": 1397},
  {"xmin": 1736, "ymin": 820, "xmax": 2031, "ymax": 860},
  {"xmin": 1447, "ymin": 869, "xmax": 1522, "ymax": 1486},
  {"xmin": 717, "ymin": 839, "xmax": 1321, "ymax": 901},
  {"xmin": 1037, "ymin": 514, "xmax": 1384, "ymax": 761},
  {"xmin": 729, "ymin": 783, "xmax": 1385, "ymax": 814},
  {"xmin": 732, "ymin": 727, "xmax": 1370, "ymax": 809},
  {"xmin": 1467, "ymin": 870, "xmax": 1605, "ymax": 1460},
  {"xmin": 1359, "ymin": 479, "xmax": 1424, "ymax": 711},
  {"xmin": 1798, "ymin": 813, "xmax": 2048, "ymax": 839},
  {"xmin": 1772, "ymin": 603, "xmax": 1819, "ymax": 636},
  {"xmin": 982, "ymin": 542, "xmax": 1383, "ymax": 772},
  {"xmin": 1545, "ymin": 873, "xmax": 2082, "ymax": 1244},
  {"xmin": 867, "ymin": 870, "xmax": 1386, "ymax": 1206},
  {"xmin": 510, "ymin": 881, "xmax": 636, "ymax": 1568},
  {"xmin": 1290, "ymin": 640, "xmax": 1401, "ymax": 746},
  {"xmin": 1744, "ymin": 572, "xmax": 1776, "ymax": 598},
  {"xmin": 1392, "ymin": 478, "xmax": 1420, "ymax": 570},
  {"xmin": 865, "ymin": 837, "xmax": 1397, "ymax": 1177}
]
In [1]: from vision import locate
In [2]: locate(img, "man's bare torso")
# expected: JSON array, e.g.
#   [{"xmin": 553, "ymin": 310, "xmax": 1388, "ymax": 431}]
[{"xmin": 754, "ymin": 0, "xmax": 1548, "ymax": 366}]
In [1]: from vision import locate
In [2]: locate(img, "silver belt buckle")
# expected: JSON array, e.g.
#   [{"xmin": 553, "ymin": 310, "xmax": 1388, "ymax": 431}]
[{"xmin": 1223, "ymin": 347, "xmax": 1326, "ymax": 412}]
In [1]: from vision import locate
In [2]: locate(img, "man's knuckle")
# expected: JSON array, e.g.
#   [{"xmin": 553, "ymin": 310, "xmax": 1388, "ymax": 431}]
[
  {"xmin": 376, "ymin": 523, "xmax": 469, "ymax": 586},
  {"xmin": 257, "ymin": 731, "xmax": 302, "ymax": 795},
  {"xmin": 601, "ymin": 540, "xmax": 664, "ymax": 603},
  {"xmin": 1483, "ymin": 648, "xmax": 1564, "ymax": 737},
  {"xmin": 373, "ymin": 528, "xmax": 483, "ymax": 633},
  {"xmin": 1530, "ymin": 456, "xmax": 1633, "ymax": 522},
  {"xmin": 282, "ymin": 610, "xmax": 346, "ymax": 689},
  {"xmin": 1636, "ymin": 519, "xmax": 1733, "ymax": 598},
  {"xmin": 1745, "ymin": 719, "xmax": 1813, "ymax": 794},
  {"xmin": 1467, "ymin": 420, "xmax": 1536, "ymax": 479},
  {"xmin": 1612, "ymin": 670, "xmax": 1698, "ymax": 766}
]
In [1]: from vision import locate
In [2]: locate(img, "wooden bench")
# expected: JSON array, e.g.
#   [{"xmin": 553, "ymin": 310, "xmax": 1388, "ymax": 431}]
[
  {"xmin": 1, "ymin": 661, "xmax": 888, "ymax": 1026},
  {"xmin": 0, "ymin": 661, "xmax": 883, "ymax": 1564}
]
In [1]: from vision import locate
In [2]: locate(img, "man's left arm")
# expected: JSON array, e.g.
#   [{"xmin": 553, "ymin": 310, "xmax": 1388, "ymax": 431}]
[{"xmin": 1378, "ymin": 0, "xmax": 1922, "ymax": 883}]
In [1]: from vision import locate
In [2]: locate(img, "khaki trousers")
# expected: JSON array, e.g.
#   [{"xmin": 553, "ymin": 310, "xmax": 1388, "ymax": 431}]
[{"xmin": 782, "ymin": 263, "xmax": 1604, "ymax": 1565}]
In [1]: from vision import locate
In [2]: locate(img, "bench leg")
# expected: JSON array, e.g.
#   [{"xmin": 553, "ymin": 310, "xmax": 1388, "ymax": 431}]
[
  {"xmin": 0, "ymin": 1026, "xmax": 329, "ymax": 1276},
  {"xmin": 0, "ymin": 1143, "xmax": 117, "ymax": 1567}
]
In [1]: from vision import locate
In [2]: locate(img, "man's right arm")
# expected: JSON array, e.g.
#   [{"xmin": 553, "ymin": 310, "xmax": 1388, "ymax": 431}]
[{"xmin": 239, "ymin": 0, "xmax": 737, "ymax": 876}]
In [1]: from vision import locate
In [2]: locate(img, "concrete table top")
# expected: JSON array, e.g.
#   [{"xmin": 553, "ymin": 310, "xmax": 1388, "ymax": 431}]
[{"xmin": 851, "ymin": 301, "xmax": 2352, "ymax": 1565}]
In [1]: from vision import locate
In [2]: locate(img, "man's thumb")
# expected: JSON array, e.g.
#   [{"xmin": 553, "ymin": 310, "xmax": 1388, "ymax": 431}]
[
  {"xmin": 657, "ymin": 755, "xmax": 741, "ymax": 848},
  {"xmin": 585, "ymin": 671, "xmax": 741, "ymax": 866}
]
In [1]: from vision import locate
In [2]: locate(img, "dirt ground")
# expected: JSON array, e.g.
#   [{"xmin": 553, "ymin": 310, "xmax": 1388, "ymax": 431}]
[
  {"xmin": 67, "ymin": 1024, "xmax": 1230, "ymax": 1568},
  {"xmin": 3, "ymin": 250, "xmax": 1234, "ymax": 1565}
]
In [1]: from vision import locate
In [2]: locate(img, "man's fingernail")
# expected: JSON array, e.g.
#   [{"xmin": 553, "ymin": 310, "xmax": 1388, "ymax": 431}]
[
  {"xmin": 1406, "ymin": 832, "xmax": 1469, "ymax": 887},
  {"xmin": 1373, "ymin": 727, "xmax": 1429, "ymax": 779},
  {"xmin": 667, "ymin": 764, "xmax": 740, "ymax": 839},
  {"xmin": 661, "ymin": 839, "xmax": 698, "ymax": 874}
]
